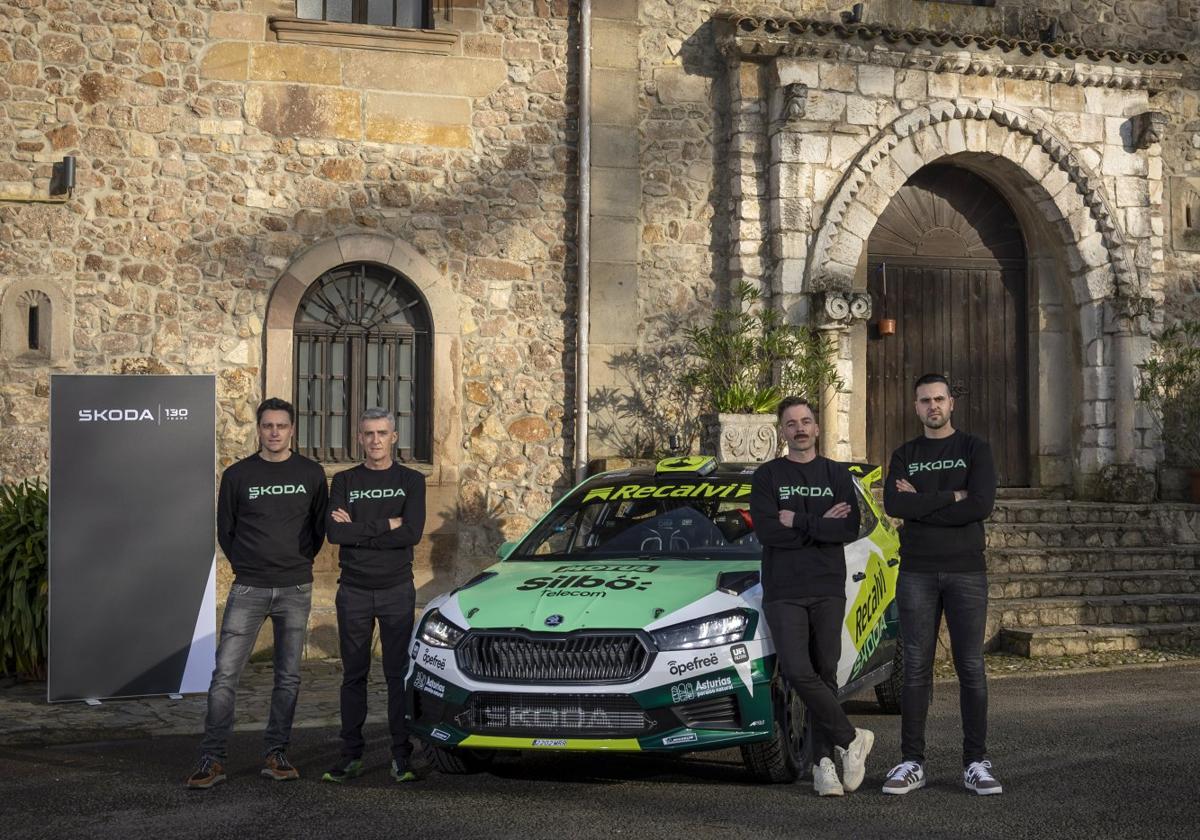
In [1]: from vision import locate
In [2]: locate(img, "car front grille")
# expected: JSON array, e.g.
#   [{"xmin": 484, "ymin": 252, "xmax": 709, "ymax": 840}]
[
  {"xmin": 460, "ymin": 692, "xmax": 652, "ymax": 735},
  {"xmin": 457, "ymin": 632, "xmax": 651, "ymax": 684}
]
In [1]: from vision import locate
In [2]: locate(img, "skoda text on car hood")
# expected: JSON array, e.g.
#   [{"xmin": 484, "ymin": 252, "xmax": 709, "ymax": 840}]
[{"xmin": 405, "ymin": 457, "xmax": 901, "ymax": 780}]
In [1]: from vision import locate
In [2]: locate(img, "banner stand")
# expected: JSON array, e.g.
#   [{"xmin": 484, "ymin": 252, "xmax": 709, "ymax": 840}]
[{"xmin": 48, "ymin": 374, "xmax": 216, "ymax": 703}]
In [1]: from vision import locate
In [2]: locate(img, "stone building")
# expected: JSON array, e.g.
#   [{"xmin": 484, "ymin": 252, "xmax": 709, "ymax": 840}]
[{"xmin": 2, "ymin": 1, "xmax": 1199, "ymax": 651}]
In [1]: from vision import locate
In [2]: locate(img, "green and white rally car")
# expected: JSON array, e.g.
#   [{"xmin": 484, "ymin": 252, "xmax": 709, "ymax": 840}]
[{"xmin": 406, "ymin": 456, "xmax": 902, "ymax": 781}]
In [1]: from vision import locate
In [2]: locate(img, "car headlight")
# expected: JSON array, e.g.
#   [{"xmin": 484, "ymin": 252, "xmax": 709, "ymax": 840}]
[
  {"xmin": 418, "ymin": 609, "xmax": 465, "ymax": 649},
  {"xmin": 651, "ymin": 610, "xmax": 749, "ymax": 651}
]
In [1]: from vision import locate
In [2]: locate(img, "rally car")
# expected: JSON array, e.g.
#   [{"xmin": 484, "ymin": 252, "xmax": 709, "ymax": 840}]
[{"xmin": 406, "ymin": 456, "xmax": 902, "ymax": 782}]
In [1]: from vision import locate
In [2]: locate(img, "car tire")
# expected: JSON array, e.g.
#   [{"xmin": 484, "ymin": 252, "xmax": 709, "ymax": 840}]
[
  {"xmin": 740, "ymin": 675, "xmax": 809, "ymax": 783},
  {"xmin": 427, "ymin": 745, "xmax": 495, "ymax": 775},
  {"xmin": 874, "ymin": 631, "xmax": 903, "ymax": 714}
]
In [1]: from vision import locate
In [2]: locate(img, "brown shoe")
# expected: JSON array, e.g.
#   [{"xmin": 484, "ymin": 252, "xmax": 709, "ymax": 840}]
[
  {"xmin": 186, "ymin": 756, "xmax": 226, "ymax": 789},
  {"xmin": 261, "ymin": 750, "xmax": 300, "ymax": 781}
]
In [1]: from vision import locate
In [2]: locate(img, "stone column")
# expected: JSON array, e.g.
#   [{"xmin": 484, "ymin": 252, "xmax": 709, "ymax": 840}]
[
  {"xmin": 724, "ymin": 55, "xmax": 770, "ymax": 299},
  {"xmin": 586, "ymin": 0, "xmax": 641, "ymax": 458}
]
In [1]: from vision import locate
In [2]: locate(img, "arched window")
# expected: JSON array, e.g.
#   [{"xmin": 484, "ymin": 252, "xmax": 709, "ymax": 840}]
[{"xmin": 294, "ymin": 262, "xmax": 432, "ymax": 463}]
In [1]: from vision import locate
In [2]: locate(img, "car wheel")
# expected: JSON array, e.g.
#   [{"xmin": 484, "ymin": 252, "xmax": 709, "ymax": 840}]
[
  {"xmin": 740, "ymin": 674, "xmax": 809, "ymax": 783},
  {"xmin": 874, "ymin": 631, "xmax": 903, "ymax": 714},
  {"xmin": 427, "ymin": 745, "xmax": 495, "ymax": 775}
]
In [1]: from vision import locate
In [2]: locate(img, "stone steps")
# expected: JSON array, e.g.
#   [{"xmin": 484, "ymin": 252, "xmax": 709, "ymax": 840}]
[
  {"xmin": 989, "ymin": 594, "xmax": 1200, "ymax": 629},
  {"xmin": 896, "ymin": 500, "xmax": 1200, "ymax": 658},
  {"xmin": 988, "ymin": 501, "xmax": 1161, "ymax": 526},
  {"xmin": 989, "ymin": 570, "xmax": 1200, "ymax": 600},
  {"xmin": 985, "ymin": 547, "xmax": 1198, "ymax": 575},
  {"xmin": 985, "ymin": 522, "xmax": 1167, "ymax": 549},
  {"xmin": 999, "ymin": 623, "xmax": 1200, "ymax": 657}
]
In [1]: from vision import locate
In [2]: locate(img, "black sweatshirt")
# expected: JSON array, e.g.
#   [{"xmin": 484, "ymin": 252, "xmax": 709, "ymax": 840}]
[
  {"xmin": 326, "ymin": 462, "xmax": 426, "ymax": 589},
  {"xmin": 216, "ymin": 452, "xmax": 328, "ymax": 587},
  {"xmin": 883, "ymin": 430, "xmax": 997, "ymax": 572},
  {"xmin": 750, "ymin": 455, "xmax": 861, "ymax": 600}
]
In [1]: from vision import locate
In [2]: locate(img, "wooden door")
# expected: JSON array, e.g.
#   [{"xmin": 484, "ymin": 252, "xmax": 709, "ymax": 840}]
[{"xmin": 866, "ymin": 165, "xmax": 1029, "ymax": 487}]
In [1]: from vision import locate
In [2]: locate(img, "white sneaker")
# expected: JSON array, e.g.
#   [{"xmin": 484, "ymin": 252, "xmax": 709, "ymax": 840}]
[
  {"xmin": 835, "ymin": 727, "xmax": 874, "ymax": 792},
  {"xmin": 882, "ymin": 760, "xmax": 926, "ymax": 794},
  {"xmin": 812, "ymin": 757, "xmax": 844, "ymax": 797},
  {"xmin": 964, "ymin": 760, "xmax": 1003, "ymax": 795}
]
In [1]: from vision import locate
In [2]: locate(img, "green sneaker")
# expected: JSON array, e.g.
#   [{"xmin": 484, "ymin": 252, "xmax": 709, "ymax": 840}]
[
  {"xmin": 390, "ymin": 758, "xmax": 418, "ymax": 783},
  {"xmin": 321, "ymin": 758, "xmax": 364, "ymax": 783}
]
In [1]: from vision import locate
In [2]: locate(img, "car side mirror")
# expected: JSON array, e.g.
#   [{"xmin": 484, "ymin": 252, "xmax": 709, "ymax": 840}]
[{"xmin": 497, "ymin": 541, "xmax": 517, "ymax": 560}]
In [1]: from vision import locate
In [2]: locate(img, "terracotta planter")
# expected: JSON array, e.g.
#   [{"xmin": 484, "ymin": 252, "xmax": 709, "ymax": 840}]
[{"xmin": 701, "ymin": 413, "xmax": 779, "ymax": 463}]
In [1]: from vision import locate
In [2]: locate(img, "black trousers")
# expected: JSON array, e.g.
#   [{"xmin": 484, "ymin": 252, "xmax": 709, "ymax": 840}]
[
  {"xmin": 334, "ymin": 580, "xmax": 416, "ymax": 762},
  {"xmin": 898, "ymin": 570, "xmax": 989, "ymax": 766},
  {"xmin": 763, "ymin": 596, "xmax": 856, "ymax": 760}
]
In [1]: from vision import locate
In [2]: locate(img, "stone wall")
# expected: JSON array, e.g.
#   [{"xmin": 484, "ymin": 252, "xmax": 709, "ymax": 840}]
[{"xmin": 0, "ymin": 0, "xmax": 580, "ymax": 648}]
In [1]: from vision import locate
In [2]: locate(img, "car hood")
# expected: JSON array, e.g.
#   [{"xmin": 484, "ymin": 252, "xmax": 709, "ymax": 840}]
[{"xmin": 453, "ymin": 558, "xmax": 759, "ymax": 632}]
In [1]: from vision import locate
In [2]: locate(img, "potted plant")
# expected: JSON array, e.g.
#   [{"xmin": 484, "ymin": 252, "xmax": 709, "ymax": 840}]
[
  {"xmin": 684, "ymin": 282, "xmax": 842, "ymax": 462},
  {"xmin": 1137, "ymin": 320, "xmax": 1200, "ymax": 502}
]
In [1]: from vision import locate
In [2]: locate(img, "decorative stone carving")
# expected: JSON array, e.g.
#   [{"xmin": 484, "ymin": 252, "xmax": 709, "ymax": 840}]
[
  {"xmin": 806, "ymin": 101, "xmax": 1139, "ymax": 299},
  {"xmin": 848, "ymin": 292, "xmax": 872, "ymax": 321},
  {"xmin": 1132, "ymin": 111, "xmax": 1168, "ymax": 150},
  {"xmin": 782, "ymin": 83, "xmax": 808, "ymax": 121},
  {"xmin": 702, "ymin": 413, "xmax": 779, "ymax": 463},
  {"xmin": 713, "ymin": 13, "xmax": 1185, "ymax": 91},
  {"xmin": 816, "ymin": 291, "xmax": 872, "ymax": 326}
]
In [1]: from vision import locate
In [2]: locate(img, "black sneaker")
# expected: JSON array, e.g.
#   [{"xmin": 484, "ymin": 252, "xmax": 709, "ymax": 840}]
[
  {"xmin": 321, "ymin": 758, "xmax": 364, "ymax": 783},
  {"xmin": 262, "ymin": 750, "xmax": 300, "ymax": 781},
  {"xmin": 390, "ymin": 758, "xmax": 418, "ymax": 783},
  {"xmin": 186, "ymin": 755, "xmax": 226, "ymax": 790},
  {"xmin": 964, "ymin": 760, "xmax": 1003, "ymax": 795},
  {"xmin": 882, "ymin": 760, "xmax": 925, "ymax": 795}
]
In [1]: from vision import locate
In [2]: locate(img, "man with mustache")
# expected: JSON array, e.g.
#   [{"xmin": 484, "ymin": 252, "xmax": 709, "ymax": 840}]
[
  {"xmin": 881, "ymin": 373, "xmax": 1001, "ymax": 796},
  {"xmin": 750, "ymin": 396, "xmax": 874, "ymax": 796}
]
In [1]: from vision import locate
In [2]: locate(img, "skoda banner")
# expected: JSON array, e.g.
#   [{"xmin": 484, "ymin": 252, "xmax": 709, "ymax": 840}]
[{"xmin": 49, "ymin": 375, "xmax": 216, "ymax": 702}]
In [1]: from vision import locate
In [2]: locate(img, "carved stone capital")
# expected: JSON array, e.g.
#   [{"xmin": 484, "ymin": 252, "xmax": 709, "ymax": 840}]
[
  {"xmin": 1132, "ymin": 111, "xmax": 1168, "ymax": 150},
  {"xmin": 815, "ymin": 291, "xmax": 871, "ymax": 326},
  {"xmin": 782, "ymin": 82, "xmax": 808, "ymax": 122}
]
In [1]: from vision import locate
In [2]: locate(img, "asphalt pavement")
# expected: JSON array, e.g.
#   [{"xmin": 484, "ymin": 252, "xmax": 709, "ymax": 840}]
[{"xmin": 0, "ymin": 664, "xmax": 1197, "ymax": 840}]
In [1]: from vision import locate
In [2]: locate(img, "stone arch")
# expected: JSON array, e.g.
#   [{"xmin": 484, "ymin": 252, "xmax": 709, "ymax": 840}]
[
  {"xmin": 263, "ymin": 233, "xmax": 462, "ymax": 477},
  {"xmin": 804, "ymin": 102, "xmax": 1152, "ymax": 492},
  {"xmin": 805, "ymin": 100, "xmax": 1139, "ymax": 309},
  {"xmin": 0, "ymin": 279, "xmax": 72, "ymax": 366}
]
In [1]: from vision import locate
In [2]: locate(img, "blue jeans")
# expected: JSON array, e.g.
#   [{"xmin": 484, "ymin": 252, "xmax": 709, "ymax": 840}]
[
  {"xmin": 898, "ymin": 570, "xmax": 989, "ymax": 767},
  {"xmin": 199, "ymin": 583, "xmax": 312, "ymax": 761}
]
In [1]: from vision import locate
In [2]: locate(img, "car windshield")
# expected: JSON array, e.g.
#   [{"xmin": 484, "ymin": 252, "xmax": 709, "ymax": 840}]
[{"xmin": 509, "ymin": 477, "xmax": 761, "ymax": 561}]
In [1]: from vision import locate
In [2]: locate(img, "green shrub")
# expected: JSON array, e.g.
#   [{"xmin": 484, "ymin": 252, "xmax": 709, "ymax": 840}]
[
  {"xmin": 0, "ymin": 479, "xmax": 49, "ymax": 677},
  {"xmin": 683, "ymin": 282, "xmax": 843, "ymax": 415},
  {"xmin": 1138, "ymin": 320, "xmax": 1200, "ymax": 468}
]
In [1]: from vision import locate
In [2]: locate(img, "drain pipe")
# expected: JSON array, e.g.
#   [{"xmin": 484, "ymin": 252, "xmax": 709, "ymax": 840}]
[{"xmin": 574, "ymin": 0, "xmax": 592, "ymax": 483}]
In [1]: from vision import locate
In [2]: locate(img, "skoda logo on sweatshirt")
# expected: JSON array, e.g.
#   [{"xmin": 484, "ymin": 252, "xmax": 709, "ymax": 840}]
[
  {"xmin": 778, "ymin": 485, "xmax": 834, "ymax": 500},
  {"xmin": 909, "ymin": 458, "xmax": 967, "ymax": 474},
  {"xmin": 349, "ymin": 488, "xmax": 407, "ymax": 503},
  {"xmin": 248, "ymin": 484, "xmax": 309, "ymax": 501}
]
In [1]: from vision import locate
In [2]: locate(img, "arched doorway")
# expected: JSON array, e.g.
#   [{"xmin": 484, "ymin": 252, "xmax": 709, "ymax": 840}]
[{"xmin": 866, "ymin": 164, "xmax": 1030, "ymax": 487}]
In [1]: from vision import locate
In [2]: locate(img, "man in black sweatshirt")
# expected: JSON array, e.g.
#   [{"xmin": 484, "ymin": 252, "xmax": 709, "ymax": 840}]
[
  {"xmin": 750, "ymin": 397, "xmax": 874, "ymax": 796},
  {"xmin": 322, "ymin": 407, "xmax": 426, "ymax": 784},
  {"xmin": 187, "ymin": 398, "xmax": 328, "ymax": 789},
  {"xmin": 880, "ymin": 373, "xmax": 1001, "ymax": 797}
]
